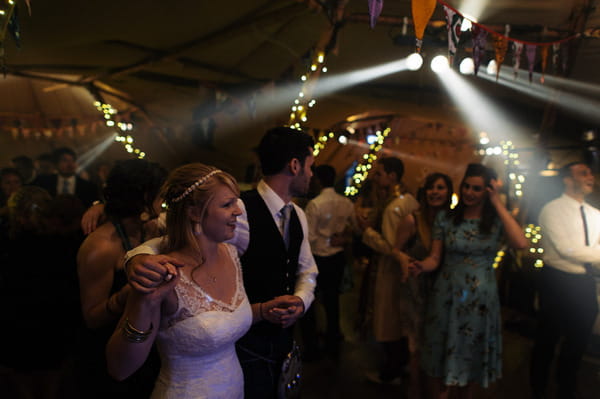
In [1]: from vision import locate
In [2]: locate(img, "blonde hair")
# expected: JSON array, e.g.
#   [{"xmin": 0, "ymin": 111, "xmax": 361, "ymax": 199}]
[{"xmin": 161, "ymin": 163, "xmax": 239, "ymax": 255}]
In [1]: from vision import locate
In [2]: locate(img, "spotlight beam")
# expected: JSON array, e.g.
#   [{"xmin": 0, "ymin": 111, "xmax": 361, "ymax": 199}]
[
  {"xmin": 435, "ymin": 68, "xmax": 530, "ymax": 141},
  {"xmin": 311, "ymin": 57, "xmax": 416, "ymax": 99},
  {"xmin": 477, "ymin": 66, "xmax": 600, "ymax": 124},
  {"xmin": 77, "ymin": 132, "xmax": 118, "ymax": 172},
  {"xmin": 212, "ymin": 56, "xmax": 419, "ymax": 134}
]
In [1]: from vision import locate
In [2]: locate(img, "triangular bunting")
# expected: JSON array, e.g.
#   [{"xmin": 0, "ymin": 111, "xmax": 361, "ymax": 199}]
[
  {"xmin": 443, "ymin": 5, "xmax": 463, "ymax": 66},
  {"xmin": 412, "ymin": 0, "xmax": 437, "ymax": 53},
  {"xmin": 525, "ymin": 44, "xmax": 537, "ymax": 83},
  {"xmin": 368, "ymin": 0, "xmax": 384, "ymax": 29},
  {"xmin": 493, "ymin": 32, "xmax": 509, "ymax": 81},
  {"xmin": 552, "ymin": 43, "xmax": 560, "ymax": 74},
  {"xmin": 472, "ymin": 25, "xmax": 488, "ymax": 76},
  {"xmin": 513, "ymin": 42, "xmax": 523, "ymax": 79},
  {"xmin": 540, "ymin": 45, "xmax": 549, "ymax": 83}
]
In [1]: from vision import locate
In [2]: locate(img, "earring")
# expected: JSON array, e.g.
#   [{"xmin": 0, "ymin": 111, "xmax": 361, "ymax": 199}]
[{"xmin": 193, "ymin": 222, "xmax": 203, "ymax": 236}]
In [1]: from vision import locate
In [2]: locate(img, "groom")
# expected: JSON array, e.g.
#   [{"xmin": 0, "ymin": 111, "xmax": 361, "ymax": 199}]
[{"xmin": 126, "ymin": 127, "xmax": 318, "ymax": 398}]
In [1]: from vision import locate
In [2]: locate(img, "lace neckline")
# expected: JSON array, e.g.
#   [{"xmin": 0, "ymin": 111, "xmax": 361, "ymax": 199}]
[{"xmin": 179, "ymin": 244, "xmax": 243, "ymax": 312}]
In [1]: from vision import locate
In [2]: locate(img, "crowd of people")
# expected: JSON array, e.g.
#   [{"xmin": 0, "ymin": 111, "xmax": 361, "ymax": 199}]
[{"xmin": 0, "ymin": 127, "xmax": 598, "ymax": 399}]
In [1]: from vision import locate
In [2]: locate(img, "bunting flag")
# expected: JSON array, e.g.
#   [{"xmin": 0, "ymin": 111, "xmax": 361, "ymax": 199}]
[
  {"xmin": 525, "ymin": 44, "xmax": 537, "ymax": 83},
  {"xmin": 561, "ymin": 43, "xmax": 569, "ymax": 75},
  {"xmin": 368, "ymin": 0, "xmax": 384, "ymax": 29},
  {"xmin": 472, "ymin": 25, "xmax": 488, "ymax": 76},
  {"xmin": 493, "ymin": 32, "xmax": 509, "ymax": 81},
  {"xmin": 7, "ymin": 4, "xmax": 20, "ymax": 48},
  {"xmin": 540, "ymin": 45, "xmax": 549, "ymax": 83},
  {"xmin": 412, "ymin": 0, "xmax": 437, "ymax": 52},
  {"xmin": 443, "ymin": 5, "xmax": 462, "ymax": 66},
  {"xmin": 437, "ymin": 0, "xmax": 580, "ymax": 83},
  {"xmin": 552, "ymin": 43, "xmax": 560, "ymax": 74},
  {"xmin": 513, "ymin": 42, "xmax": 523, "ymax": 79}
]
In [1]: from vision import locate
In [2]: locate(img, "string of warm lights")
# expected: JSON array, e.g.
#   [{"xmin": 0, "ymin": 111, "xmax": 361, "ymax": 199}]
[
  {"xmin": 525, "ymin": 223, "xmax": 544, "ymax": 267},
  {"xmin": 93, "ymin": 100, "xmax": 146, "ymax": 159},
  {"xmin": 477, "ymin": 133, "xmax": 545, "ymax": 268},
  {"xmin": 312, "ymin": 130, "xmax": 335, "ymax": 157},
  {"xmin": 344, "ymin": 127, "xmax": 391, "ymax": 197},
  {"xmin": 288, "ymin": 50, "xmax": 328, "ymax": 130}
]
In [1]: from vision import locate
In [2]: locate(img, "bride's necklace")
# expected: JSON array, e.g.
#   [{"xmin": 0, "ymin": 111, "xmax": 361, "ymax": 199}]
[{"xmin": 190, "ymin": 259, "xmax": 219, "ymax": 286}]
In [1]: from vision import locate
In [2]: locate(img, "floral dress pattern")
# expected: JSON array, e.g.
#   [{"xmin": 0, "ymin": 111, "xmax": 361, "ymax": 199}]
[{"xmin": 421, "ymin": 211, "xmax": 503, "ymax": 387}]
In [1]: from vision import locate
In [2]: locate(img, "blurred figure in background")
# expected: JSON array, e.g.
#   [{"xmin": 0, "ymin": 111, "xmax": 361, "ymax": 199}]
[
  {"xmin": 358, "ymin": 157, "xmax": 420, "ymax": 384},
  {"xmin": 11, "ymin": 155, "xmax": 37, "ymax": 184},
  {"xmin": 76, "ymin": 159, "xmax": 167, "ymax": 399},
  {"xmin": 302, "ymin": 164, "xmax": 356, "ymax": 359},
  {"xmin": 35, "ymin": 152, "xmax": 56, "ymax": 177},
  {"xmin": 32, "ymin": 147, "xmax": 99, "ymax": 208},
  {"xmin": 0, "ymin": 186, "xmax": 84, "ymax": 399}
]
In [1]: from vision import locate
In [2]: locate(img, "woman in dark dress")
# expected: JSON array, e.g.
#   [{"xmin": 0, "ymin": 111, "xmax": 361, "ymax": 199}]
[{"xmin": 76, "ymin": 159, "xmax": 166, "ymax": 398}]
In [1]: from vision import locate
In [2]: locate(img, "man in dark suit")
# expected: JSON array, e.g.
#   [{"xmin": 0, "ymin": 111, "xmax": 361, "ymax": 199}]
[{"xmin": 32, "ymin": 147, "xmax": 100, "ymax": 208}]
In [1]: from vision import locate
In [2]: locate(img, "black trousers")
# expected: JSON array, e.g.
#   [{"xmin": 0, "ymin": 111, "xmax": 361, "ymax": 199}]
[
  {"xmin": 236, "ymin": 327, "xmax": 293, "ymax": 399},
  {"xmin": 530, "ymin": 266, "xmax": 598, "ymax": 397},
  {"xmin": 301, "ymin": 252, "xmax": 346, "ymax": 353}
]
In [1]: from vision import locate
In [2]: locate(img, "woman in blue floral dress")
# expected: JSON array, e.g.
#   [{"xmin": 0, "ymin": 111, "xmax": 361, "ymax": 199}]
[{"xmin": 413, "ymin": 164, "xmax": 527, "ymax": 399}]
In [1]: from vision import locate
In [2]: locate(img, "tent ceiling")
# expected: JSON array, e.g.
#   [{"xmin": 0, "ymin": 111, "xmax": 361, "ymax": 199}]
[{"xmin": 2, "ymin": 0, "xmax": 599, "ymax": 175}]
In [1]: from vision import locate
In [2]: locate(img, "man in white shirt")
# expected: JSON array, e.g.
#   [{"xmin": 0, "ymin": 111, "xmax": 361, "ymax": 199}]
[
  {"xmin": 302, "ymin": 164, "xmax": 356, "ymax": 358},
  {"xmin": 126, "ymin": 127, "xmax": 318, "ymax": 399},
  {"xmin": 531, "ymin": 162, "xmax": 600, "ymax": 399}
]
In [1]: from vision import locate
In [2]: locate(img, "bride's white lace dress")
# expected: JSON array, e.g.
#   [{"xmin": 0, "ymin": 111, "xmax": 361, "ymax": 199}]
[{"xmin": 150, "ymin": 244, "xmax": 252, "ymax": 399}]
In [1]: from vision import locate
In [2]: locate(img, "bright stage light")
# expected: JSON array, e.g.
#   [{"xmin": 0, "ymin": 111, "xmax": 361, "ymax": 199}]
[
  {"xmin": 366, "ymin": 134, "xmax": 377, "ymax": 145},
  {"xmin": 461, "ymin": 18, "xmax": 472, "ymax": 32},
  {"xmin": 431, "ymin": 55, "xmax": 450, "ymax": 74},
  {"xmin": 338, "ymin": 135, "xmax": 348, "ymax": 145},
  {"xmin": 487, "ymin": 60, "xmax": 498, "ymax": 76},
  {"xmin": 459, "ymin": 57, "xmax": 475, "ymax": 75},
  {"xmin": 406, "ymin": 53, "xmax": 423, "ymax": 71}
]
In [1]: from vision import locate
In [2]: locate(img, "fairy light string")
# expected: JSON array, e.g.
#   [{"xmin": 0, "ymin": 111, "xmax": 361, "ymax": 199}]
[
  {"xmin": 288, "ymin": 49, "xmax": 327, "ymax": 131},
  {"xmin": 344, "ymin": 127, "xmax": 391, "ymax": 197},
  {"xmin": 93, "ymin": 100, "xmax": 146, "ymax": 159}
]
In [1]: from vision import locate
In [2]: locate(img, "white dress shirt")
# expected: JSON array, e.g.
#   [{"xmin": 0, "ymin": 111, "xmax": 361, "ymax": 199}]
[
  {"xmin": 126, "ymin": 179, "xmax": 318, "ymax": 310},
  {"xmin": 57, "ymin": 175, "xmax": 76, "ymax": 195},
  {"xmin": 539, "ymin": 193, "xmax": 600, "ymax": 274},
  {"xmin": 305, "ymin": 187, "xmax": 356, "ymax": 257}
]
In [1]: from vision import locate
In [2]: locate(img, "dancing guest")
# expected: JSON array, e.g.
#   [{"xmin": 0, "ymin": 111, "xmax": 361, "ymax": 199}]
[
  {"xmin": 531, "ymin": 162, "xmax": 600, "ymax": 399},
  {"xmin": 302, "ymin": 164, "xmax": 356, "ymax": 358},
  {"xmin": 358, "ymin": 157, "xmax": 419, "ymax": 383},
  {"xmin": 124, "ymin": 127, "xmax": 318, "ymax": 398},
  {"xmin": 415, "ymin": 163, "xmax": 527, "ymax": 399},
  {"xmin": 385, "ymin": 172, "xmax": 454, "ymax": 396},
  {"xmin": 77, "ymin": 159, "xmax": 166, "ymax": 398},
  {"xmin": 107, "ymin": 164, "xmax": 253, "ymax": 398}
]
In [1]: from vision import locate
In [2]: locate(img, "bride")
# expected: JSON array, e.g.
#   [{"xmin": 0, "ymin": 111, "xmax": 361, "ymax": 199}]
[{"xmin": 106, "ymin": 163, "xmax": 255, "ymax": 398}]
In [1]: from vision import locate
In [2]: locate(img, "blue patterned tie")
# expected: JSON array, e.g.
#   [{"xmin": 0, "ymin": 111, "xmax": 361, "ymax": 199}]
[{"xmin": 280, "ymin": 204, "xmax": 292, "ymax": 249}]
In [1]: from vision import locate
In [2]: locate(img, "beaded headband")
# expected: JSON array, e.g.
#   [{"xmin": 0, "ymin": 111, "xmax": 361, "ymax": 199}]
[{"xmin": 171, "ymin": 169, "xmax": 222, "ymax": 203}]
